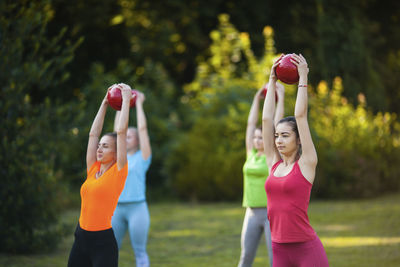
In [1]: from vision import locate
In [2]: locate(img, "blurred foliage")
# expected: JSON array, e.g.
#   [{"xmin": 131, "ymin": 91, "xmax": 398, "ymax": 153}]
[
  {"xmin": 166, "ymin": 14, "xmax": 400, "ymax": 201},
  {"xmin": 0, "ymin": 0, "xmax": 81, "ymax": 252},
  {"xmin": 44, "ymin": 0, "xmax": 400, "ymax": 197},
  {"xmin": 165, "ymin": 15, "xmax": 278, "ymax": 200},
  {"xmin": 47, "ymin": 0, "xmax": 400, "ymax": 114},
  {"xmin": 311, "ymin": 78, "xmax": 400, "ymax": 198}
]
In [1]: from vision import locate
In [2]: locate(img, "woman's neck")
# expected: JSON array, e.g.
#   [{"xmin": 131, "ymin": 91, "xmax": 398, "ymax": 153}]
[
  {"xmin": 256, "ymin": 149, "xmax": 265, "ymax": 156},
  {"xmin": 99, "ymin": 161, "xmax": 115, "ymax": 173},
  {"xmin": 127, "ymin": 147, "xmax": 138, "ymax": 156},
  {"xmin": 280, "ymin": 153, "xmax": 298, "ymax": 166}
]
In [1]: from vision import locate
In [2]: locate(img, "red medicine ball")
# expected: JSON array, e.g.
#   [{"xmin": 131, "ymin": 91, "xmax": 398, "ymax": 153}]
[
  {"xmin": 107, "ymin": 84, "xmax": 137, "ymax": 111},
  {"xmin": 275, "ymin": 54, "xmax": 299, "ymax": 84}
]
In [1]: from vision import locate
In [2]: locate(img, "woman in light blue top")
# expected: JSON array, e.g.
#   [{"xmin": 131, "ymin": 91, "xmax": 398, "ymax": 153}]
[{"xmin": 112, "ymin": 91, "xmax": 152, "ymax": 267}]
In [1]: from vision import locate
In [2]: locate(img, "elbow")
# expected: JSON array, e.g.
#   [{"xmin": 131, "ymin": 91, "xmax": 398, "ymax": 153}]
[
  {"xmin": 262, "ymin": 107, "xmax": 275, "ymax": 122},
  {"xmin": 115, "ymin": 126, "xmax": 127, "ymax": 135},
  {"xmin": 294, "ymin": 109, "xmax": 307, "ymax": 119},
  {"xmin": 308, "ymin": 156, "xmax": 318, "ymax": 168},
  {"xmin": 137, "ymin": 124, "xmax": 147, "ymax": 133},
  {"xmin": 262, "ymin": 116, "xmax": 274, "ymax": 124},
  {"xmin": 304, "ymin": 151, "xmax": 318, "ymax": 167},
  {"xmin": 89, "ymin": 132, "xmax": 99, "ymax": 137},
  {"xmin": 262, "ymin": 116, "xmax": 275, "ymax": 131}
]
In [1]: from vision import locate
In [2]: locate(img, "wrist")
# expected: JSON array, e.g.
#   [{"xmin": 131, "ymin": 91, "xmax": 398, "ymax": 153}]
[
  {"xmin": 121, "ymin": 95, "xmax": 131, "ymax": 102},
  {"xmin": 120, "ymin": 98, "xmax": 130, "ymax": 108},
  {"xmin": 298, "ymin": 76, "xmax": 308, "ymax": 84}
]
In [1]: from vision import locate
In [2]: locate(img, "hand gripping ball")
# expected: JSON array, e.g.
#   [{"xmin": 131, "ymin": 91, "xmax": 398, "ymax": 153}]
[
  {"xmin": 275, "ymin": 54, "xmax": 299, "ymax": 84},
  {"xmin": 107, "ymin": 84, "xmax": 137, "ymax": 111}
]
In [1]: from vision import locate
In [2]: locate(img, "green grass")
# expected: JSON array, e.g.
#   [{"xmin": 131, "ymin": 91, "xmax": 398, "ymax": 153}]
[{"xmin": 1, "ymin": 193, "xmax": 400, "ymax": 267}]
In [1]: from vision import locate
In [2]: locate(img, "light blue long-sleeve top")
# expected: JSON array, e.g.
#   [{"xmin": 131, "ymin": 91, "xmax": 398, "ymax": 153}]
[{"xmin": 118, "ymin": 150, "xmax": 152, "ymax": 203}]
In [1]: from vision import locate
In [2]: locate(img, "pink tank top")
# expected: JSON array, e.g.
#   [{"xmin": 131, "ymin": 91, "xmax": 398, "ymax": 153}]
[{"xmin": 265, "ymin": 160, "xmax": 316, "ymax": 243}]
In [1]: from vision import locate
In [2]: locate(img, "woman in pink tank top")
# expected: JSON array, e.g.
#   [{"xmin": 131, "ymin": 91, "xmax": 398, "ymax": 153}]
[{"xmin": 261, "ymin": 54, "xmax": 329, "ymax": 267}]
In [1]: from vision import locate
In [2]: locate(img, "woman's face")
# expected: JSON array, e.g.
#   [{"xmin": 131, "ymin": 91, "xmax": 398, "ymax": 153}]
[
  {"xmin": 126, "ymin": 128, "xmax": 139, "ymax": 151},
  {"xmin": 275, "ymin": 122, "xmax": 299, "ymax": 156},
  {"xmin": 97, "ymin": 135, "xmax": 116, "ymax": 164},
  {"xmin": 253, "ymin": 128, "xmax": 264, "ymax": 151}
]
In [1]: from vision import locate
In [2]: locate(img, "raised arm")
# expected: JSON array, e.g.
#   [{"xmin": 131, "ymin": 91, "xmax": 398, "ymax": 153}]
[
  {"xmin": 113, "ymin": 110, "xmax": 120, "ymax": 132},
  {"xmin": 274, "ymin": 82, "xmax": 285, "ymax": 125},
  {"xmin": 86, "ymin": 89, "xmax": 110, "ymax": 170},
  {"xmin": 262, "ymin": 56, "xmax": 283, "ymax": 169},
  {"xmin": 292, "ymin": 54, "xmax": 318, "ymax": 183},
  {"xmin": 135, "ymin": 91, "xmax": 152, "ymax": 160},
  {"xmin": 246, "ymin": 88, "xmax": 264, "ymax": 153},
  {"xmin": 115, "ymin": 83, "xmax": 132, "ymax": 170}
]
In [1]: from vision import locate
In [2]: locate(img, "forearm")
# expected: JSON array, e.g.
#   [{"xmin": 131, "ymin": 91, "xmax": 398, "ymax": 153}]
[
  {"xmin": 89, "ymin": 100, "xmax": 108, "ymax": 137},
  {"xmin": 262, "ymin": 80, "xmax": 276, "ymax": 122},
  {"xmin": 115, "ymin": 99, "xmax": 130, "ymax": 134},
  {"xmin": 136, "ymin": 102, "xmax": 147, "ymax": 132},
  {"xmin": 113, "ymin": 111, "xmax": 121, "ymax": 132},
  {"xmin": 294, "ymin": 76, "xmax": 308, "ymax": 118},
  {"xmin": 274, "ymin": 93, "xmax": 284, "ymax": 124},
  {"xmin": 247, "ymin": 95, "xmax": 260, "ymax": 125},
  {"xmin": 137, "ymin": 101, "xmax": 152, "ymax": 158}
]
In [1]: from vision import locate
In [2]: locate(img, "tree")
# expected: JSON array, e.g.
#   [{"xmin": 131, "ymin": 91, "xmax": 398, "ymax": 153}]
[
  {"xmin": 47, "ymin": 0, "xmax": 400, "ymax": 115},
  {"xmin": 166, "ymin": 15, "xmax": 400, "ymax": 201},
  {"xmin": 0, "ymin": 0, "xmax": 80, "ymax": 252},
  {"xmin": 165, "ymin": 15, "xmax": 279, "ymax": 201}
]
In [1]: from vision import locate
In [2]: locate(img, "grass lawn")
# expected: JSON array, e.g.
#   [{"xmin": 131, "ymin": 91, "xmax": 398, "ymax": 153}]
[{"xmin": 1, "ymin": 193, "xmax": 399, "ymax": 267}]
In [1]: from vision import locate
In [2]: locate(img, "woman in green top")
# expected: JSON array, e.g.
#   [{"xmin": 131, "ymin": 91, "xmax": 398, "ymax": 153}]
[{"xmin": 238, "ymin": 82, "xmax": 285, "ymax": 267}]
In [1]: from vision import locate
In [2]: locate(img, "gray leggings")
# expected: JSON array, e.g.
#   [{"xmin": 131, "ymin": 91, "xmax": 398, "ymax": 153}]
[{"xmin": 238, "ymin": 207, "xmax": 273, "ymax": 267}]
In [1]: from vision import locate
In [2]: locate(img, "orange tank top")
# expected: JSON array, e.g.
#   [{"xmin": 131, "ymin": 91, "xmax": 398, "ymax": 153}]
[{"xmin": 79, "ymin": 162, "xmax": 128, "ymax": 231}]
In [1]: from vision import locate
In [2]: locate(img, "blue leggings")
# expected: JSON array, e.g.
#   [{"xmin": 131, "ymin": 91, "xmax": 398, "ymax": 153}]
[{"xmin": 112, "ymin": 201, "xmax": 150, "ymax": 267}]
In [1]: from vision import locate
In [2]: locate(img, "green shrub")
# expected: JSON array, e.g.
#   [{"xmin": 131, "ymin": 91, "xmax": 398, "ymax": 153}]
[
  {"xmin": 165, "ymin": 14, "xmax": 279, "ymax": 201},
  {"xmin": 166, "ymin": 14, "xmax": 400, "ymax": 201},
  {"xmin": 168, "ymin": 85, "xmax": 251, "ymax": 200},
  {"xmin": 0, "ymin": 0, "xmax": 80, "ymax": 252},
  {"xmin": 311, "ymin": 78, "xmax": 400, "ymax": 198}
]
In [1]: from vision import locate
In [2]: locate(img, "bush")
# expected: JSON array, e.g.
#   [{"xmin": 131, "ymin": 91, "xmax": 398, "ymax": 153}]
[
  {"xmin": 0, "ymin": 0, "xmax": 80, "ymax": 252},
  {"xmin": 165, "ymin": 14, "xmax": 279, "ymax": 201},
  {"xmin": 311, "ymin": 78, "xmax": 400, "ymax": 198},
  {"xmin": 167, "ymin": 85, "xmax": 251, "ymax": 200},
  {"xmin": 166, "ymin": 14, "xmax": 400, "ymax": 201}
]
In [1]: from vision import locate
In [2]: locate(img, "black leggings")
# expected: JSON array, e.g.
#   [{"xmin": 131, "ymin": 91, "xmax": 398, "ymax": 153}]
[{"xmin": 68, "ymin": 224, "xmax": 118, "ymax": 267}]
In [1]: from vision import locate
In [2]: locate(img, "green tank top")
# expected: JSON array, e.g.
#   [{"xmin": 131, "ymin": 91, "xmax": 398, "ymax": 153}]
[{"xmin": 242, "ymin": 149, "xmax": 269, "ymax": 207}]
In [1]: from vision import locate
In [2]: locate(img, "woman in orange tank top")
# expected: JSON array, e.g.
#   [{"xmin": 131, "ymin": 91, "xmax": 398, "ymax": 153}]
[{"xmin": 68, "ymin": 83, "xmax": 132, "ymax": 267}]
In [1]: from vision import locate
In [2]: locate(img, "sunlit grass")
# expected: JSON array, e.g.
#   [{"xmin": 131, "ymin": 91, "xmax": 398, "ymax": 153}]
[
  {"xmin": 322, "ymin": 237, "xmax": 400, "ymax": 247},
  {"xmin": 0, "ymin": 193, "xmax": 399, "ymax": 267}
]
